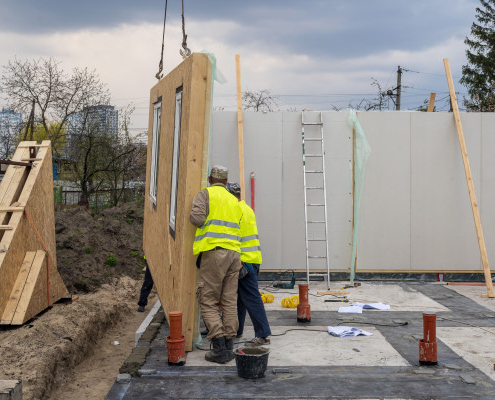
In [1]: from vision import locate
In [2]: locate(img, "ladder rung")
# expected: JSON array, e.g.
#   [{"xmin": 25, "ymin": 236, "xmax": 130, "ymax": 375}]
[
  {"xmin": 304, "ymin": 138, "xmax": 323, "ymax": 141},
  {"xmin": 302, "ymin": 122, "xmax": 323, "ymax": 126},
  {"xmin": 305, "ymin": 170, "xmax": 323, "ymax": 173},
  {"xmin": 307, "ymin": 203, "xmax": 325, "ymax": 206},
  {"xmin": 308, "ymin": 256, "xmax": 327, "ymax": 259},
  {"xmin": 306, "ymin": 186, "xmax": 324, "ymax": 189},
  {"xmin": 305, "ymin": 154, "xmax": 323, "ymax": 157},
  {"xmin": 308, "ymin": 239, "xmax": 326, "ymax": 241},
  {"xmin": 308, "ymin": 221, "xmax": 325, "ymax": 223}
]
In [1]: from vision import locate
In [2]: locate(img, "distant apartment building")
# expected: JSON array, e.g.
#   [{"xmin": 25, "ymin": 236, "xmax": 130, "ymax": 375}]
[
  {"xmin": 66, "ymin": 105, "xmax": 118, "ymax": 158},
  {"xmin": 0, "ymin": 109, "xmax": 22, "ymax": 159}
]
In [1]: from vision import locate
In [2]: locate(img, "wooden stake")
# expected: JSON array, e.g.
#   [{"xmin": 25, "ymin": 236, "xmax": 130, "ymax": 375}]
[
  {"xmin": 236, "ymin": 54, "xmax": 246, "ymax": 201},
  {"xmin": 427, "ymin": 93, "xmax": 436, "ymax": 112},
  {"xmin": 444, "ymin": 59, "xmax": 495, "ymax": 298}
]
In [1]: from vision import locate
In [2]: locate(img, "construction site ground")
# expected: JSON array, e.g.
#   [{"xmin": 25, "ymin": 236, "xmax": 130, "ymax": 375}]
[
  {"xmin": 2, "ymin": 202, "xmax": 495, "ymax": 399},
  {"xmin": 106, "ymin": 280, "xmax": 495, "ymax": 400}
]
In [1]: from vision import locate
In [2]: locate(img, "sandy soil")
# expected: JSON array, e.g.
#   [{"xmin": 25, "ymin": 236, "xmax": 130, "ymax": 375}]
[{"xmin": 0, "ymin": 202, "xmax": 154, "ymax": 399}]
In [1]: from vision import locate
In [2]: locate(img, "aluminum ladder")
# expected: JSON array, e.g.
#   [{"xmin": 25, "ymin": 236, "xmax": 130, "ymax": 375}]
[{"xmin": 301, "ymin": 111, "xmax": 330, "ymax": 288}]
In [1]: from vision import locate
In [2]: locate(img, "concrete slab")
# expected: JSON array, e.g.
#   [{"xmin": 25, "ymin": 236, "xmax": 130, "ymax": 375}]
[
  {"xmin": 445, "ymin": 284, "xmax": 495, "ymax": 312},
  {"xmin": 187, "ymin": 325, "xmax": 409, "ymax": 367},
  {"xmin": 106, "ymin": 281, "xmax": 495, "ymax": 400},
  {"xmin": 261, "ymin": 281, "xmax": 449, "ymax": 312},
  {"xmin": 437, "ymin": 327, "xmax": 495, "ymax": 382}
]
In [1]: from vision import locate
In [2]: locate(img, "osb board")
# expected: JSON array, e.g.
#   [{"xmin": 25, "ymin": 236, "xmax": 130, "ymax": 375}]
[
  {"xmin": 143, "ymin": 53, "xmax": 212, "ymax": 351},
  {"xmin": 0, "ymin": 141, "xmax": 68, "ymax": 324}
]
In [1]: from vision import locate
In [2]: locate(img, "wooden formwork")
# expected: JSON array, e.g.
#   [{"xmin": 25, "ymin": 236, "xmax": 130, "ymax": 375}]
[
  {"xmin": 0, "ymin": 141, "xmax": 68, "ymax": 325},
  {"xmin": 143, "ymin": 53, "xmax": 212, "ymax": 351}
]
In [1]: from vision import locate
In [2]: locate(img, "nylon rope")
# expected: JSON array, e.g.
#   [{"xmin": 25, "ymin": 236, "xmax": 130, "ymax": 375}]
[
  {"xmin": 156, "ymin": 0, "xmax": 168, "ymax": 80},
  {"xmin": 180, "ymin": 0, "xmax": 191, "ymax": 59}
]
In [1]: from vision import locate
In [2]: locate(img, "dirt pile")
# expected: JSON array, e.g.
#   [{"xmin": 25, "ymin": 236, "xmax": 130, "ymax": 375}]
[
  {"xmin": 55, "ymin": 201, "xmax": 146, "ymax": 293},
  {"xmin": 0, "ymin": 277, "xmax": 143, "ymax": 400}
]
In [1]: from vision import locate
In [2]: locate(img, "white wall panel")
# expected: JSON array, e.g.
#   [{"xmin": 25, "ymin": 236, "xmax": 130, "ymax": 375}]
[
  {"xmin": 356, "ymin": 112, "xmax": 411, "ymax": 270},
  {"xmin": 411, "ymin": 113, "xmax": 481, "ymax": 270}
]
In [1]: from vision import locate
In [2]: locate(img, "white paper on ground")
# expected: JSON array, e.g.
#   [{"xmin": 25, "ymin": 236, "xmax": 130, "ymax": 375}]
[
  {"xmin": 338, "ymin": 305, "xmax": 363, "ymax": 313},
  {"xmin": 352, "ymin": 302, "xmax": 390, "ymax": 310},
  {"xmin": 327, "ymin": 326, "xmax": 373, "ymax": 337}
]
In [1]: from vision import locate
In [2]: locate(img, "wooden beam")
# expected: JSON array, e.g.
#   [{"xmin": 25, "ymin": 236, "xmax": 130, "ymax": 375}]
[
  {"xmin": 0, "ymin": 207, "xmax": 24, "ymax": 212},
  {"xmin": 235, "ymin": 54, "xmax": 246, "ymax": 201},
  {"xmin": 443, "ymin": 58, "xmax": 495, "ymax": 298},
  {"xmin": 427, "ymin": 92, "xmax": 436, "ymax": 112},
  {"xmin": 317, "ymin": 290, "xmax": 350, "ymax": 296}
]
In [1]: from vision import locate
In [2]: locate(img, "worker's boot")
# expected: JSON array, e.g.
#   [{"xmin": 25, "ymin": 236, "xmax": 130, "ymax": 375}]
[
  {"xmin": 224, "ymin": 337, "xmax": 236, "ymax": 361},
  {"xmin": 205, "ymin": 337, "xmax": 230, "ymax": 364}
]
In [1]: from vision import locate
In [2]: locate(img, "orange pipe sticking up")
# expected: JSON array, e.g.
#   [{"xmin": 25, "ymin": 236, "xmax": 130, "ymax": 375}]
[
  {"xmin": 419, "ymin": 312, "xmax": 437, "ymax": 365},
  {"xmin": 166, "ymin": 311, "xmax": 186, "ymax": 366},
  {"xmin": 296, "ymin": 284, "xmax": 311, "ymax": 322}
]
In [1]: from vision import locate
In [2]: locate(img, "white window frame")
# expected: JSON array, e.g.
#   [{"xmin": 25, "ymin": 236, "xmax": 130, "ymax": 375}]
[
  {"xmin": 149, "ymin": 100, "xmax": 162, "ymax": 206},
  {"xmin": 169, "ymin": 88, "xmax": 183, "ymax": 237}
]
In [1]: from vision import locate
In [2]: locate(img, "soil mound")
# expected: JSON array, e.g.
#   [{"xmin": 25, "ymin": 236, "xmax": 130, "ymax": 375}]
[{"xmin": 55, "ymin": 201, "xmax": 145, "ymax": 293}]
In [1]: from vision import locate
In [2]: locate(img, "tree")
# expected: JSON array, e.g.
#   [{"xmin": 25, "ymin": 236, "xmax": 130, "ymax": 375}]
[
  {"xmin": 348, "ymin": 78, "xmax": 391, "ymax": 111},
  {"xmin": 103, "ymin": 106, "xmax": 147, "ymax": 206},
  {"xmin": 0, "ymin": 57, "xmax": 109, "ymax": 156},
  {"xmin": 242, "ymin": 89, "xmax": 278, "ymax": 112},
  {"xmin": 460, "ymin": 0, "xmax": 495, "ymax": 111}
]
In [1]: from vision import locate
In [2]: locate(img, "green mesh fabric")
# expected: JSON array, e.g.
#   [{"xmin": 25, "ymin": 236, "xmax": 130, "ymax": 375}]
[{"xmin": 348, "ymin": 110, "xmax": 371, "ymax": 282}]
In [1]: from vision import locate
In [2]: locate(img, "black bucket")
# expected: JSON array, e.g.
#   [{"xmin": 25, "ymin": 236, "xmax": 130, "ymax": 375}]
[{"xmin": 234, "ymin": 347, "xmax": 269, "ymax": 379}]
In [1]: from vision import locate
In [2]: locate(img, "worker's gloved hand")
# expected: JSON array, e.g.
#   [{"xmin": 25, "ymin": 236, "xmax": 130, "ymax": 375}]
[
  {"xmin": 239, "ymin": 262, "xmax": 254, "ymax": 280},
  {"xmin": 239, "ymin": 266, "xmax": 248, "ymax": 279}
]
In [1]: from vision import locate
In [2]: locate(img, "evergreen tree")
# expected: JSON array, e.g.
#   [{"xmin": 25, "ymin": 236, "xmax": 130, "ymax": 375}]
[{"xmin": 461, "ymin": 0, "xmax": 495, "ymax": 111}]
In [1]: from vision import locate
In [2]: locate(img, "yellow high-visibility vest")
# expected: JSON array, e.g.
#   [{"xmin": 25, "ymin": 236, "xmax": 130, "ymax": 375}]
[
  {"xmin": 193, "ymin": 186, "xmax": 243, "ymax": 255},
  {"xmin": 238, "ymin": 201, "xmax": 262, "ymax": 264}
]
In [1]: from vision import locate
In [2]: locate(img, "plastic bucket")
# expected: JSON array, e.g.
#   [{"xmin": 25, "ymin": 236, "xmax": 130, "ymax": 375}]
[{"xmin": 234, "ymin": 347, "xmax": 269, "ymax": 379}]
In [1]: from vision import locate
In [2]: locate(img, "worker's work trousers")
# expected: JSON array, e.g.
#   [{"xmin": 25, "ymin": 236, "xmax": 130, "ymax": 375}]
[
  {"xmin": 197, "ymin": 248, "xmax": 241, "ymax": 341},
  {"xmin": 237, "ymin": 263, "xmax": 271, "ymax": 339}
]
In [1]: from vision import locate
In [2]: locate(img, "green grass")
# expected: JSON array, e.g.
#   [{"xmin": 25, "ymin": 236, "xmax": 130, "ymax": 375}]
[{"xmin": 105, "ymin": 253, "xmax": 118, "ymax": 267}]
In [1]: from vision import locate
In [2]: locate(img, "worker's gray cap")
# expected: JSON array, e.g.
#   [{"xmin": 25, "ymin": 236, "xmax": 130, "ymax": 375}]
[
  {"xmin": 210, "ymin": 165, "xmax": 228, "ymax": 179},
  {"xmin": 227, "ymin": 182, "xmax": 241, "ymax": 195}
]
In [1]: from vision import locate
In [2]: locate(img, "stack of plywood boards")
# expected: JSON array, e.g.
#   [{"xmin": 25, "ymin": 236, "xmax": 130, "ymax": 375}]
[
  {"xmin": 143, "ymin": 53, "xmax": 213, "ymax": 351},
  {"xmin": 0, "ymin": 141, "xmax": 68, "ymax": 325}
]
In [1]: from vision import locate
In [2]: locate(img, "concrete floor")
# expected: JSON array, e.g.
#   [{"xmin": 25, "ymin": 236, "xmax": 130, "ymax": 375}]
[{"xmin": 106, "ymin": 281, "xmax": 495, "ymax": 399}]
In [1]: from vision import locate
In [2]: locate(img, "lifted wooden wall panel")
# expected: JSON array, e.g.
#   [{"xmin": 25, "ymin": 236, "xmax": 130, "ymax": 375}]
[
  {"xmin": 0, "ymin": 141, "xmax": 68, "ymax": 325},
  {"xmin": 143, "ymin": 53, "xmax": 212, "ymax": 351}
]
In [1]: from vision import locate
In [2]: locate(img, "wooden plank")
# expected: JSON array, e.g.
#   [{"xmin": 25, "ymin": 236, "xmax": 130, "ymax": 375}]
[
  {"xmin": 0, "ymin": 252, "xmax": 36, "ymax": 324},
  {"xmin": 0, "ymin": 140, "xmax": 68, "ymax": 323},
  {"xmin": 444, "ymin": 59, "xmax": 495, "ymax": 298},
  {"xmin": 427, "ymin": 93, "xmax": 436, "ymax": 112},
  {"xmin": 317, "ymin": 290, "xmax": 350, "ymax": 296},
  {"xmin": 11, "ymin": 250, "xmax": 46, "ymax": 324},
  {"xmin": 0, "ymin": 207, "xmax": 24, "ymax": 212},
  {"xmin": 236, "ymin": 54, "xmax": 246, "ymax": 201}
]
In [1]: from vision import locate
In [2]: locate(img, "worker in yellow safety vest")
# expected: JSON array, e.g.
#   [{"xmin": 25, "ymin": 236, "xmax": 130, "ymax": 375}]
[
  {"xmin": 190, "ymin": 165, "xmax": 243, "ymax": 364},
  {"xmin": 227, "ymin": 182, "xmax": 271, "ymax": 347}
]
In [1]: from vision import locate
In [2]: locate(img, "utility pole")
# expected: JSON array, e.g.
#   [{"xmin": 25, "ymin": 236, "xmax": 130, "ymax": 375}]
[{"xmin": 396, "ymin": 65, "xmax": 402, "ymax": 111}]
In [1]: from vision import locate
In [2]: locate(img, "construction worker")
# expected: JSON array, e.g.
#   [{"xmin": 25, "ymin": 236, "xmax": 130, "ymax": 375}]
[
  {"xmin": 227, "ymin": 182, "xmax": 271, "ymax": 346},
  {"xmin": 190, "ymin": 165, "xmax": 243, "ymax": 364},
  {"xmin": 137, "ymin": 255, "xmax": 154, "ymax": 312}
]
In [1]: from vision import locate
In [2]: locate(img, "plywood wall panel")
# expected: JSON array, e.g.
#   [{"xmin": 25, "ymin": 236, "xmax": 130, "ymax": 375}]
[{"xmin": 143, "ymin": 54, "xmax": 212, "ymax": 351}]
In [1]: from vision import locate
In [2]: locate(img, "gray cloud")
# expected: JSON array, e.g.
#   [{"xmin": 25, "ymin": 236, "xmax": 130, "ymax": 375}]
[{"xmin": 1, "ymin": 0, "xmax": 478, "ymax": 60}]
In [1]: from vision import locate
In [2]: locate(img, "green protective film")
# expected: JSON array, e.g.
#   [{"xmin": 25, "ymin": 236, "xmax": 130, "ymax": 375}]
[
  {"xmin": 199, "ymin": 50, "xmax": 227, "ymax": 190},
  {"xmin": 348, "ymin": 110, "xmax": 371, "ymax": 282},
  {"xmin": 194, "ymin": 51, "xmax": 226, "ymax": 348}
]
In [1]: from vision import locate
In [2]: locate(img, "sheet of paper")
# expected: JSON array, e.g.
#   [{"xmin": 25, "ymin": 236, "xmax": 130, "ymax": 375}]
[
  {"xmin": 338, "ymin": 305, "xmax": 363, "ymax": 313},
  {"xmin": 353, "ymin": 302, "xmax": 390, "ymax": 310},
  {"xmin": 327, "ymin": 325, "xmax": 373, "ymax": 337}
]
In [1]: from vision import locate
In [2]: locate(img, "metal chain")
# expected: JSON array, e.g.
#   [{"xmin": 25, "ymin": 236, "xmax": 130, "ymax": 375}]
[
  {"xmin": 155, "ymin": 0, "xmax": 168, "ymax": 80},
  {"xmin": 180, "ymin": 0, "xmax": 191, "ymax": 59}
]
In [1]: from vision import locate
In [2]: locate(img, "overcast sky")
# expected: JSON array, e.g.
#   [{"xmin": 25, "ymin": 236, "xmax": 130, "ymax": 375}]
[{"xmin": 0, "ymin": 0, "xmax": 480, "ymax": 132}]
